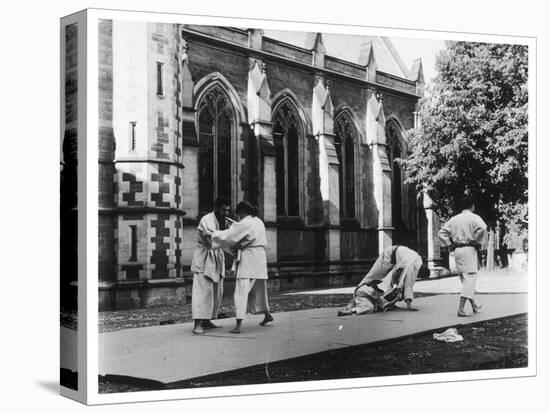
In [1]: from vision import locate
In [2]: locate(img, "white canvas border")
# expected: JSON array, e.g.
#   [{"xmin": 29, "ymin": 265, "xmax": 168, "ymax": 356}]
[
  {"xmin": 60, "ymin": 9, "xmax": 88, "ymax": 404},
  {"xmin": 81, "ymin": 7, "xmax": 537, "ymax": 405}
]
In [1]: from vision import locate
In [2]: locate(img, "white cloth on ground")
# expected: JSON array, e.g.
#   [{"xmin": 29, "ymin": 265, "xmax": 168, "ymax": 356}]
[
  {"xmin": 234, "ymin": 279, "xmax": 270, "ymax": 319},
  {"xmin": 433, "ymin": 328, "xmax": 464, "ymax": 342},
  {"xmin": 191, "ymin": 273, "xmax": 223, "ymax": 319}
]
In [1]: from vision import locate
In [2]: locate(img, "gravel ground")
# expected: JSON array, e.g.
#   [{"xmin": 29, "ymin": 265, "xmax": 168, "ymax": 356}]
[
  {"xmin": 96, "ymin": 292, "xmax": 354, "ymax": 333},
  {"xmin": 98, "ymin": 314, "xmax": 528, "ymax": 393},
  {"xmin": 59, "ymin": 291, "xmax": 439, "ymax": 333}
]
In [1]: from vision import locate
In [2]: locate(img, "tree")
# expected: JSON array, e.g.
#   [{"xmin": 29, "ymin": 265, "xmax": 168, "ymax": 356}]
[{"xmin": 403, "ymin": 41, "xmax": 528, "ymax": 260}]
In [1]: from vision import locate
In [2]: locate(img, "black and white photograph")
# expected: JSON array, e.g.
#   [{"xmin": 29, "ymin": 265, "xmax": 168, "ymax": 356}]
[
  {"xmin": 2, "ymin": 0, "xmax": 548, "ymax": 411},
  {"xmin": 60, "ymin": 20, "xmax": 79, "ymax": 392},
  {"xmin": 78, "ymin": 11, "xmax": 533, "ymax": 398}
]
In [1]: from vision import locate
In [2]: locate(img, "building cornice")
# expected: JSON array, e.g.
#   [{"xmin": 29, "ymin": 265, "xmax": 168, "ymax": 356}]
[{"xmin": 181, "ymin": 28, "xmax": 421, "ymax": 100}]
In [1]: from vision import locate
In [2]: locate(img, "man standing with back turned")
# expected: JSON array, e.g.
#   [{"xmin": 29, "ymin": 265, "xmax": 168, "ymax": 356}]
[{"xmin": 438, "ymin": 196, "xmax": 487, "ymax": 317}]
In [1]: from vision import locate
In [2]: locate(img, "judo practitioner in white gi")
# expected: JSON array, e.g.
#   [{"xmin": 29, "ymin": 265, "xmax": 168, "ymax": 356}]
[
  {"xmin": 191, "ymin": 197, "xmax": 231, "ymax": 335},
  {"xmin": 212, "ymin": 201, "xmax": 273, "ymax": 334},
  {"xmin": 338, "ymin": 245, "xmax": 431, "ymax": 316},
  {"xmin": 438, "ymin": 196, "xmax": 487, "ymax": 317}
]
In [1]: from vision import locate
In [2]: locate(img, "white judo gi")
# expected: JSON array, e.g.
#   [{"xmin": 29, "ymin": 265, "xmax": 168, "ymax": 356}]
[
  {"xmin": 190, "ymin": 212, "xmax": 225, "ymax": 320},
  {"xmin": 438, "ymin": 210, "xmax": 487, "ymax": 298},
  {"xmin": 212, "ymin": 215, "xmax": 270, "ymax": 320},
  {"xmin": 348, "ymin": 246, "xmax": 422, "ymax": 314}
]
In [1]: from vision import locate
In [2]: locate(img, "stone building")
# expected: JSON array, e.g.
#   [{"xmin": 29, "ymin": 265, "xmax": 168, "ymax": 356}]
[{"xmin": 94, "ymin": 20, "xmax": 441, "ymax": 310}]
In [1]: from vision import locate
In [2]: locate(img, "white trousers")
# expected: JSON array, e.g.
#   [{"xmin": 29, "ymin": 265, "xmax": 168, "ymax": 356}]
[
  {"xmin": 191, "ymin": 273, "xmax": 223, "ymax": 320},
  {"xmin": 459, "ymin": 272, "xmax": 477, "ymax": 299},
  {"xmin": 234, "ymin": 279, "xmax": 270, "ymax": 320}
]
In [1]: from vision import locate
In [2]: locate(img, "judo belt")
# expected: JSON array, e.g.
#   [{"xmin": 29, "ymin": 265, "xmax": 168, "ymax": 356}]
[
  {"xmin": 390, "ymin": 245, "xmax": 400, "ymax": 265},
  {"xmin": 232, "ymin": 246, "xmax": 265, "ymax": 273},
  {"xmin": 453, "ymin": 242, "xmax": 480, "ymax": 249},
  {"xmin": 364, "ymin": 293, "xmax": 382, "ymax": 311},
  {"xmin": 452, "ymin": 242, "xmax": 482, "ymax": 269}
]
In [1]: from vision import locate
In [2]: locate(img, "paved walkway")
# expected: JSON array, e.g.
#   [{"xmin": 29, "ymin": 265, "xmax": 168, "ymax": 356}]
[
  {"xmin": 287, "ymin": 270, "xmax": 529, "ymax": 296},
  {"xmin": 98, "ymin": 292, "xmax": 527, "ymax": 384}
]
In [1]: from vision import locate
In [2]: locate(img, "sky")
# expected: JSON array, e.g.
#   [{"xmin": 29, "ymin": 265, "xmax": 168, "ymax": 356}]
[
  {"xmin": 390, "ymin": 37, "xmax": 446, "ymax": 85},
  {"xmin": 262, "ymin": 29, "xmax": 447, "ymax": 86}
]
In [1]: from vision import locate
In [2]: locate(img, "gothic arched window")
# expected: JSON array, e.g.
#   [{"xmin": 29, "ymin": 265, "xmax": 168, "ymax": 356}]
[
  {"xmin": 197, "ymin": 85, "xmax": 234, "ymax": 215},
  {"xmin": 386, "ymin": 122, "xmax": 404, "ymax": 228},
  {"xmin": 272, "ymin": 100, "xmax": 301, "ymax": 217},
  {"xmin": 335, "ymin": 113, "xmax": 357, "ymax": 219}
]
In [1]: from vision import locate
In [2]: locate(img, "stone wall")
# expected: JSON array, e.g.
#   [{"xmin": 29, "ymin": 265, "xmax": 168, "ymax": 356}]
[{"xmin": 98, "ymin": 24, "xmax": 426, "ymax": 310}]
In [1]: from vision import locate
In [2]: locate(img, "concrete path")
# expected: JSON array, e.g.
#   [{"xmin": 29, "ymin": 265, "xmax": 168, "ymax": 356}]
[
  {"xmin": 98, "ymin": 292, "xmax": 528, "ymax": 384},
  {"xmin": 288, "ymin": 270, "xmax": 529, "ymax": 296}
]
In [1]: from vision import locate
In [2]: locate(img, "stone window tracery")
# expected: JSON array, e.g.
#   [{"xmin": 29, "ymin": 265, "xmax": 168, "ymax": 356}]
[{"xmin": 197, "ymin": 85, "xmax": 234, "ymax": 215}]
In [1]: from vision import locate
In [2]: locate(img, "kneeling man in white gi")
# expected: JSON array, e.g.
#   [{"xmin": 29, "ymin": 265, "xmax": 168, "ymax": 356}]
[
  {"xmin": 438, "ymin": 196, "xmax": 487, "ymax": 317},
  {"xmin": 338, "ymin": 245, "xmax": 430, "ymax": 316},
  {"xmin": 212, "ymin": 201, "xmax": 274, "ymax": 334}
]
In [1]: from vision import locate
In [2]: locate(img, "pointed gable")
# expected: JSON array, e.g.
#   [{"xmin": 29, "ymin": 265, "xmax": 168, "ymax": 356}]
[
  {"xmin": 262, "ymin": 30, "xmax": 413, "ymax": 79},
  {"xmin": 181, "ymin": 54, "xmax": 194, "ymax": 108},
  {"xmin": 408, "ymin": 58, "xmax": 425, "ymax": 96},
  {"xmin": 247, "ymin": 60, "xmax": 272, "ymax": 123},
  {"xmin": 312, "ymin": 77, "xmax": 333, "ymax": 134},
  {"xmin": 359, "ymin": 41, "xmax": 377, "ymax": 82},
  {"xmin": 247, "ymin": 28, "xmax": 264, "ymax": 49},
  {"xmin": 305, "ymin": 32, "xmax": 325, "ymax": 52},
  {"xmin": 358, "ymin": 41, "xmax": 373, "ymax": 66},
  {"xmin": 304, "ymin": 32, "xmax": 326, "ymax": 67},
  {"xmin": 408, "ymin": 58, "xmax": 424, "ymax": 82},
  {"xmin": 366, "ymin": 93, "xmax": 386, "ymax": 146}
]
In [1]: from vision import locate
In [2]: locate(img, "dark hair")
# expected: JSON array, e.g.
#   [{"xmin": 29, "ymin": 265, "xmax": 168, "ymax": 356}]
[
  {"xmin": 459, "ymin": 196, "xmax": 475, "ymax": 210},
  {"xmin": 417, "ymin": 265, "xmax": 431, "ymax": 279},
  {"xmin": 235, "ymin": 200, "xmax": 259, "ymax": 217},
  {"xmin": 214, "ymin": 196, "xmax": 231, "ymax": 209}
]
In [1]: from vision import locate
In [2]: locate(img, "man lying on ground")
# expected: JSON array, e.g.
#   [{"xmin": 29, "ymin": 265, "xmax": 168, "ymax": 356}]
[{"xmin": 338, "ymin": 245, "xmax": 431, "ymax": 316}]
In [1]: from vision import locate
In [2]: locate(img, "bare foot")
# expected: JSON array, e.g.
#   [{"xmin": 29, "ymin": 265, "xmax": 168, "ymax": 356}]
[
  {"xmin": 229, "ymin": 327, "xmax": 241, "ymax": 334},
  {"xmin": 473, "ymin": 304, "xmax": 483, "ymax": 314},
  {"xmin": 201, "ymin": 321, "xmax": 220, "ymax": 329},
  {"xmin": 260, "ymin": 314, "xmax": 274, "ymax": 326},
  {"xmin": 192, "ymin": 327, "xmax": 205, "ymax": 335}
]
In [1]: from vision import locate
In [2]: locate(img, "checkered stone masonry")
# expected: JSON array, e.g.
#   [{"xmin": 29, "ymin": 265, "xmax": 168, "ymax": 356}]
[
  {"xmin": 115, "ymin": 164, "xmax": 146, "ymax": 207},
  {"xmin": 150, "ymin": 163, "xmax": 171, "ymax": 208},
  {"xmin": 153, "ymin": 112, "xmax": 170, "ymax": 159},
  {"xmin": 173, "ymin": 27, "xmax": 184, "ymax": 272},
  {"xmin": 175, "ymin": 216, "xmax": 182, "ymax": 277},
  {"xmin": 150, "ymin": 214, "xmax": 170, "ymax": 279}
]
